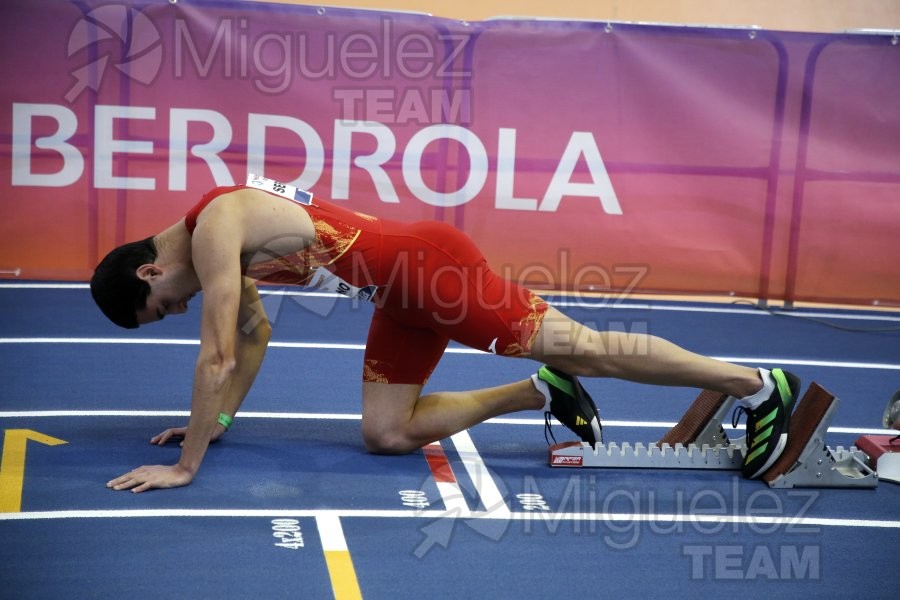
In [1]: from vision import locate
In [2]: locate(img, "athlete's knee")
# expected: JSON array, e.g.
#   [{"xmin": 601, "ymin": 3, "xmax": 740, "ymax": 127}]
[{"xmin": 362, "ymin": 425, "xmax": 419, "ymax": 455}]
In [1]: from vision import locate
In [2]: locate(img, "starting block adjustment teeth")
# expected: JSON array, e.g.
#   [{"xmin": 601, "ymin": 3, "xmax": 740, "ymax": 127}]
[{"xmin": 549, "ymin": 383, "xmax": 878, "ymax": 489}]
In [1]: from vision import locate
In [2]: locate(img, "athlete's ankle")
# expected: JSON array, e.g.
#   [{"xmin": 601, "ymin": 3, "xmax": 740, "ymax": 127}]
[
  {"xmin": 530, "ymin": 374, "xmax": 552, "ymax": 411},
  {"xmin": 736, "ymin": 368, "xmax": 774, "ymax": 409}
]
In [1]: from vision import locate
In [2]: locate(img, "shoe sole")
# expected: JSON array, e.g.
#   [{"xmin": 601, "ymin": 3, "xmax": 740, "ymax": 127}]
[
  {"xmin": 570, "ymin": 378, "xmax": 603, "ymax": 445},
  {"xmin": 542, "ymin": 367, "xmax": 603, "ymax": 445}
]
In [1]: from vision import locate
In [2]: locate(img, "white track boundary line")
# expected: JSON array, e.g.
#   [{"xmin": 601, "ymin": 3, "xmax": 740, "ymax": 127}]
[
  {"xmin": 2, "ymin": 282, "xmax": 898, "ymax": 321},
  {"xmin": 0, "ymin": 411, "xmax": 891, "ymax": 436},
  {"xmin": 1, "ymin": 508, "xmax": 897, "ymax": 529},
  {"xmin": 423, "ymin": 441, "xmax": 470, "ymax": 515},
  {"xmin": 450, "ymin": 430, "xmax": 511, "ymax": 518},
  {"xmin": 316, "ymin": 513, "xmax": 349, "ymax": 551},
  {"xmin": 1, "ymin": 337, "xmax": 898, "ymax": 370}
]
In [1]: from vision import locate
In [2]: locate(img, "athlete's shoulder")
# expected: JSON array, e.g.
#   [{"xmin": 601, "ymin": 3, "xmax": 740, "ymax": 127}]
[{"xmin": 185, "ymin": 185, "xmax": 247, "ymax": 234}]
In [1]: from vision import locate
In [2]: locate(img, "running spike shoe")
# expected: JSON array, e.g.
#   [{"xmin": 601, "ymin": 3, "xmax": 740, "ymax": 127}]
[
  {"xmin": 732, "ymin": 368, "xmax": 801, "ymax": 479},
  {"xmin": 535, "ymin": 366, "xmax": 603, "ymax": 446}
]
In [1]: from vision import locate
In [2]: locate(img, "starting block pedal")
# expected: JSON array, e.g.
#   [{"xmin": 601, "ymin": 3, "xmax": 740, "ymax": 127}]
[
  {"xmin": 854, "ymin": 434, "xmax": 900, "ymax": 484},
  {"xmin": 763, "ymin": 383, "xmax": 876, "ymax": 488},
  {"xmin": 549, "ymin": 382, "xmax": 878, "ymax": 489}
]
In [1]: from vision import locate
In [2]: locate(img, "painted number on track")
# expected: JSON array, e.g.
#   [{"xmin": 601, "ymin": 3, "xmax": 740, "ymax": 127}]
[
  {"xmin": 399, "ymin": 489, "xmax": 430, "ymax": 509},
  {"xmin": 271, "ymin": 518, "xmax": 305, "ymax": 550},
  {"xmin": 517, "ymin": 493, "xmax": 551, "ymax": 511}
]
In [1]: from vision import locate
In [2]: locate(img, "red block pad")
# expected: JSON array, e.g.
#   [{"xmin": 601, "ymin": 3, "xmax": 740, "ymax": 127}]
[{"xmin": 855, "ymin": 435, "xmax": 900, "ymax": 484}]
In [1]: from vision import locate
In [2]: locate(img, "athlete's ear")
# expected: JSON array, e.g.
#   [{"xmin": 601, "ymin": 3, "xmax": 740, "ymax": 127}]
[{"xmin": 135, "ymin": 264, "xmax": 163, "ymax": 282}]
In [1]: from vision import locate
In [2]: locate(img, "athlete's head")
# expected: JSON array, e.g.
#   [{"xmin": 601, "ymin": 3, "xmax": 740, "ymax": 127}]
[{"xmin": 90, "ymin": 237, "xmax": 157, "ymax": 329}]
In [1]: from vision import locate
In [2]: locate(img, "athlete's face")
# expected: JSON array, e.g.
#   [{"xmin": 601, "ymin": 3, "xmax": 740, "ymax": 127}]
[{"xmin": 134, "ymin": 264, "xmax": 198, "ymax": 326}]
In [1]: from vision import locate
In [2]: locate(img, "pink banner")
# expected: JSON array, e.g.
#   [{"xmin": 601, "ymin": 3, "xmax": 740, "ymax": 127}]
[{"xmin": 2, "ymin": 0, "xmax": 898, "ymax": 306}]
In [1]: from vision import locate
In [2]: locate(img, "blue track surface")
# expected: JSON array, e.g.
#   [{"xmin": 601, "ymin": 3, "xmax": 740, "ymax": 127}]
[{"xmin": 1, "ymin": 284, "xmax": 899, "ymax": 599}]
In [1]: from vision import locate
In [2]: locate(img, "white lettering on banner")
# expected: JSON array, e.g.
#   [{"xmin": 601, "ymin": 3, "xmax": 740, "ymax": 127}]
[
  {"xmin": 246, "ymin": 113, "xmax": 324, "ymax": 190},
  {"xmin": 12, "ymin": 103, "xmax": 84, "ymax": 187},
  {"xmin": 94, "ymin": 105, "xmax": 156, "ymax": 190},
  {"xmin": 541, "ymin": 131, "xmax": 622, "ymax": 215},
  {"xmin": 496, "ymin": 127, "xmax": 537, "ymax": 211},
  {"xmin": 402, "ymin": 123, "xmax": 489, "ymax": 208},
  {"xmin": 332, "ymin": 120, "xmax": 399, "ymax": 203},
  {"xmin": 169, "ymin": 108, "xmax": 235, "ymax": 191},
  {"xmin": 9, "ymin": 103, "xmax": 621, "ymax": 215}
]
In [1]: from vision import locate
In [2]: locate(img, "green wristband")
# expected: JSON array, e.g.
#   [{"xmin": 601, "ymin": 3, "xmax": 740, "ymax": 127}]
[{"xmin": 217, "ymin": 413, "xmax": 233, "ymax": 430}]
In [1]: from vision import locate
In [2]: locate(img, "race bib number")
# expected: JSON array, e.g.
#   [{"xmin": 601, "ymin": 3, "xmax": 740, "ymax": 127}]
[
  {"xmin": 308, "ymin": 267, "xmax": 377, "ymax": 302},
  {"xmin": 246, "ymin": 173, "xmax": 313, "ymax": 205}
]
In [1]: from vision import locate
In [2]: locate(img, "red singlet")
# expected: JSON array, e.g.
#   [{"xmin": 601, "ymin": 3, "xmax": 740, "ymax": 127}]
[{"xmin": 185, "ymin": 186, "xmax": 549, "ymax": 385}]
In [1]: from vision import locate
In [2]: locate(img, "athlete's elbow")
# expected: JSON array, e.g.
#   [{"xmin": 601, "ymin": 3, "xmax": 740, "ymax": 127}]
[{"xmin": 197, "ymin": 354, "xmax": 237, "ymax": 384}]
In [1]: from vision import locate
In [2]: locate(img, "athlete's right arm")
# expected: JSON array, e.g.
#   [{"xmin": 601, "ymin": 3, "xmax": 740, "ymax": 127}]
[{"xmin": 107, "ymin": 200, "xmax": 245, "ymax": 492}]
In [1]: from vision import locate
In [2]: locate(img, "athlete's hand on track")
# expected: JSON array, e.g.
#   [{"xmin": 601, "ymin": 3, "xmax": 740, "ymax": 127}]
[
  {"xmin": 151, "ymin": 426, "xmax": 188, "ymax": 445},
  {"xmin": 151, "ymin": 425, "xmax": 224, "ymax": 446},
  {"xmin": 107, "ymin": 464, "xmax": 194, "ymax": 493},
  {"xmin": 110, "ymin": 425, "xmax": 226, "ymax": 491}
]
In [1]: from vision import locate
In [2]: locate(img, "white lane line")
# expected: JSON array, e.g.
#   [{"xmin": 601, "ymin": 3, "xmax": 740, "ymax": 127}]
[
  {"xmin": 0, "ymin": 338, "xmax": 483, "ymax": 353},
  {"xmin": 449, "ymin": 430, "xmax": 510, "ymax": 518},
  {"xmin": 713, "ymin": 356, "xmax": 900, "ymax": 370},
  {"xmin": 1, "ymin": 508, "xmax": 898, "ymax": 529},
  {"xmin": 0, "ymin": 283, "xmax": 345, "ymax": 299},
  {"xmin": 550, "ymin": 299, "xmax": 900, "ymax": 321},
  {"xmin": 422, "ymin": 441, "xmax": 470, "ymax": 515},
  {"xmin": 0, "ymin": 338, "xmax": 365, "ymax": 350},
  {"xmin": 1, "ymin": 337, "xmax": 898, "ymax": 370},
  {"xmin": 0, "ymin": 411, "xmax": 891, "ymax": 436},
  {"xmin": 0, "ymin": 411, "xmax": 362, "ymax": 420},
  {"xmin": 315, "ymin": 513, "xmax": 363, "ymax": 600},
  {"xmin": 316, "ymin": 513, "xmax": 349, "ymax": 552},
  {"xmin": 4, "ymin": 282, "xmax": 899, "ymax": 322},
  {"xmin": 0, "ymin": 283, "xmax": 87, "ymax": 289}
]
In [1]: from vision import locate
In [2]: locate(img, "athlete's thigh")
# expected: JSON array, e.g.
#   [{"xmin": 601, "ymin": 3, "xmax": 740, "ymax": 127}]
[
  {"xmin": 527, "ymin": 305, "xmax": 612, "ymax": 371},
  {"xmin": 363, "ymin": 307, "xmax": 449, "ymax": 385}
]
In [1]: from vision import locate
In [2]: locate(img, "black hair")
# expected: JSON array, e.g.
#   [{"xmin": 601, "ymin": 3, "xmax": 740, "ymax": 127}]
[{"xmin": 90, "ymin": 236, "xmax": 157, "ymax": 329}]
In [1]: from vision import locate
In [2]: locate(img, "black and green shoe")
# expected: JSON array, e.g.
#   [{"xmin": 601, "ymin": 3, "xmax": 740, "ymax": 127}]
[
  {"xmin": 733, "ymin": 368, "xmax": 801, "ymax": 479},
  {"xmin": 534, "ymin": 366, "xmax": 603, "ymax": 446}
]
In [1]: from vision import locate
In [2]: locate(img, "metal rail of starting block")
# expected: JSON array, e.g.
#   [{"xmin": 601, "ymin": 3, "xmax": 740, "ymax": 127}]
[{"xmin": 549, "ymin": 383, "xmax": 878, "ymax": 489}]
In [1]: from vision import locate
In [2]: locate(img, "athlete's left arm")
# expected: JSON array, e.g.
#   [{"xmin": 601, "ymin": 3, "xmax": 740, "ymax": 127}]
[
  {"xmin": 149, "ymin": 278, "xmax": 271, "ymax": 446},
  {"xmin": 212, "ymin": 277, "xmax": 272, "ymax": 426}
]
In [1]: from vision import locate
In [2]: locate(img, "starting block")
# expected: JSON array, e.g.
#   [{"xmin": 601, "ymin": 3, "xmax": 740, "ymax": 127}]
[
  {"xmin": 854, "ymin": 434, "xmax": 900, "ymax": 485},
  {"xmin": 549, "ymin": 382, "xmax": 878, "ymax": 489}
]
